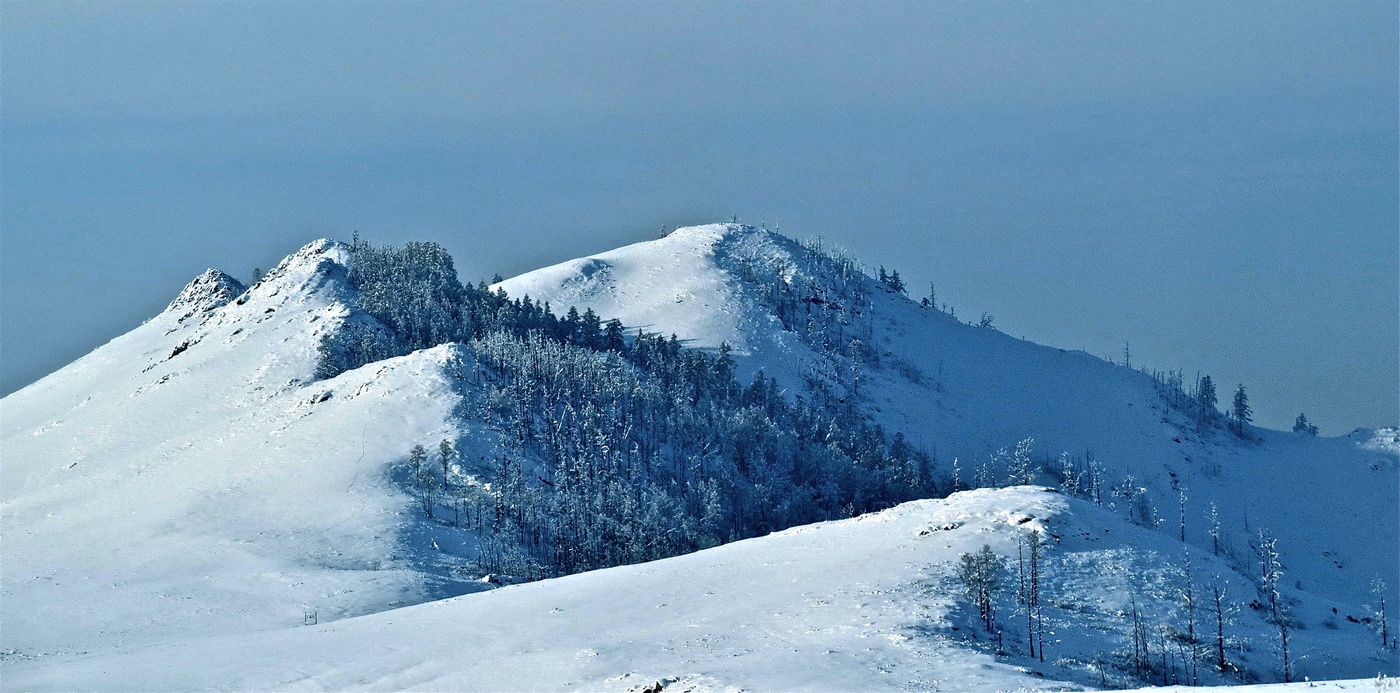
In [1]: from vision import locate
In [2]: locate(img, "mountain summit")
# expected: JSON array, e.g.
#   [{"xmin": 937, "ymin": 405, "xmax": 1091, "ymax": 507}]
[
  {"xmin": 496, "ymin": 223, "xmax": 796, "ymax": 354},
  {"xmin": 164, "ymin": 268, "xmax": 246, "ymax": 322}
]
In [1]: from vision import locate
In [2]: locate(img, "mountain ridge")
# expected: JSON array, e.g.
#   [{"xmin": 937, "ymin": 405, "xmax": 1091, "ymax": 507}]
[
  {"xmin": 494, "ymin": 223, "xmax": 1396, "ymax": 609},
  {"xmin": 2, "ymin": 225, "xmax": 1394, "ymax": 688}
]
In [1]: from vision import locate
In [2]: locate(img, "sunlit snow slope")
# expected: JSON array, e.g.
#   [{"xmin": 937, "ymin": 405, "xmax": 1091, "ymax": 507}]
[
  {"xmin": 1, "ymin": 241, "xmax": 499, "ymax": 662},
  {"xmin": 12, "ymin": 486, "xmax": 1391, "ymax": 692},
  {"xmin": 497, "ymin": 223, "xmax": 1399, "ymax": 621}
]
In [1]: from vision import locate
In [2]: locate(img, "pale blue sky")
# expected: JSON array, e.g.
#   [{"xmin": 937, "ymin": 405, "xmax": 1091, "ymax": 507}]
[{"xmin": 3, "ymin": 1, "xmax": 1395, "ymax": 432}]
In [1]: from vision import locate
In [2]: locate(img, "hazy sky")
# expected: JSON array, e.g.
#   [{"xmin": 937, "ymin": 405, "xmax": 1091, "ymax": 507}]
[{"xmin": 3, "ymin": 1, "xmax": 1396, "ymax": 433}]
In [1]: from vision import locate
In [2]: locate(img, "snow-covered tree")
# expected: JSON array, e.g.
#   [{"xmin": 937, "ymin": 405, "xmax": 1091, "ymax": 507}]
[
  {"xmin": 1373, "ymin": 578, "xmax": 1391, "ymax": 650},
  {"xmin": 1007, "ymin": 438, "xmax": 1035, "ymax": 486},
  {"xmin": 958, "ymin": 544, "xmax": 1002, "ymax": 633},
  {"xmin": 1252, "ymin": 529, "xmax": 1291, "ymax": 682},
  {"xmin": 1017, "ymin": 529, "xmax": 1046, "ymax": 660},
  {"xmin": 1207, "ymin": 502, "xmax": 1221, "ymax": 556},
  {"xmin": 1208, "ymin": 575, "xmax": 1237, "ymax": 674}
]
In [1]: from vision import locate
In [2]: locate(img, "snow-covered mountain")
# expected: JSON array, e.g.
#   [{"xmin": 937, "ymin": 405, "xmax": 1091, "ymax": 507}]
[
  {"xmin": 497, "ymin": 223, "xmax": 1398, "ymax": 610},
  {"xmin": 2, "ymin": 225, "xmax": 1395, "ymax": 690},
  {"xmin": 1, "ymin": 241, "xmax": 503, "ymax": 662}
]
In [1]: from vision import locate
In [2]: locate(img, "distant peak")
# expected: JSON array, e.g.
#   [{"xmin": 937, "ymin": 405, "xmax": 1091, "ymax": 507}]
[
  {"xmin": 295, "ymin": 238, "xmax": 342, "ymax": 257},
  {"xmin": 277, "ymin": 239, "xmax": 345, "ymax": 271},
  {"xmin": 165, "ymin": 269, "xmax": 246, "ymax": 321},
  {"xmin": 256, "ymin": 239, "xmax": 350, "ymax": 285},
  {"xmin": 666, "ymin": 222, "xmax": 777, "ymax": 241}
]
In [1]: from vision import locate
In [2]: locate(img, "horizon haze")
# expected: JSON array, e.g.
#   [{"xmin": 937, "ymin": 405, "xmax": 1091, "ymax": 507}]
[{"xmin": 2, "ymin": 1, "xmax": 1396, "ymax": 433}]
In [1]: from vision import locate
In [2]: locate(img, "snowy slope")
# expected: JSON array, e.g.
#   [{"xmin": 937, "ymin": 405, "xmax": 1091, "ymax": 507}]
[
  {"xmin": 0, "ymin": 241, "xmax": 503, "ymax": 663},
  {"xmin": 7, "ymin": 487, "xmax": 1393, "ymax": 691},
  {"xmin": 1132, "ymin": 683, "xmax": 1389, "ymax": 693},
  {"xmin": 496, "ymin": 224, "xmax": 808, "ymax": 388},
  {"xmin": 496, "ymin": 224, "xmax": 1399, "ymax": 626}
]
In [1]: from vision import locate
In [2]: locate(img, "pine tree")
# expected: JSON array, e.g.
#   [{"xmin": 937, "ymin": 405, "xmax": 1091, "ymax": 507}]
[
  {"xmin": 1196, "ymin": 375, "xmax": 1218, "ymax": 427},
  {"xmin": 580, "ymin": 308, "xmax": 602, "ymax": 349},
  {"xmin": 1292, "ymin": 413, "xmax": 1318, "ymax": 436},
  {"xmin": 562, "ymin": 306, "xmax": 581, "ymax": 343},
  {"xmin": 603, "ymin": 319, "xmax": 627, "ymax": 353},
  {"xmin": 409, "ymin": 444, "xmax": 432, "ymax": 517},
  {"xmin": 1231, "ymin": 384, "xmax": 1252, "ymax": 437},
  {"xmin": 887, "ymin": 269, "xmax": 906, "ymax": 294},
  {"xmin": 438, "ymin": 439, "xmax": 455, "ymax": 490},
  {"xmin": 314, "ymin": 334, "xmax": 343, "ymax": 380}
]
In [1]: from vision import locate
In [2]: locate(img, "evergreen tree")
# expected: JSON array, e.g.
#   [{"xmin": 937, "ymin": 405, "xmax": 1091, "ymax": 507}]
[
  {"xmin": 603, "ymin": 318, "xmax": 627, "ymax": 353},
  {"xmin": 563, "ymin": 306, "xmax": 581, "ymax": 343},
  {"xmin": 314, "ymin": 334, "xmax": 342, "ymax": 380},
  {"xmin": 1292, "ymin": 413, "xmax": 1318, "ymax": 436},
  {"xmin": 1196, "ymin": 375, "xmax": 1218, "ymax": 427},
  {"xmin": 887, "ymin": 269, "xmax": 906, "ymax": 294},
  {"xmin": 409, "ymin": 444, "xmax": 432, "ymax": 517},
  {"xmin": 580, "ymin": 308, "xmax": 602, "ymax": 349},
  {"xmin": 438, "ymin": 439, "xmax": 455, "ymax": 489},
  {"xmin": 1231, "ymin": 384, "xmax": 1251, "ymax": 437}
]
